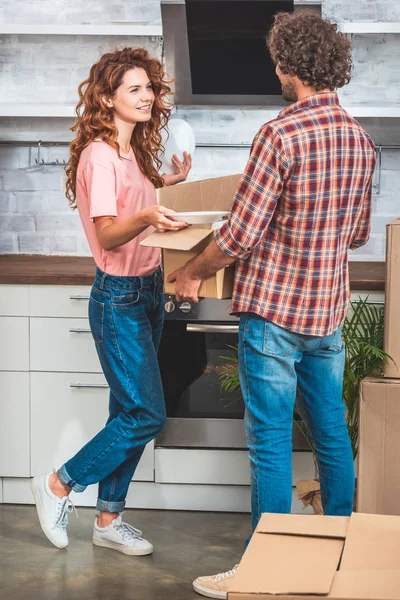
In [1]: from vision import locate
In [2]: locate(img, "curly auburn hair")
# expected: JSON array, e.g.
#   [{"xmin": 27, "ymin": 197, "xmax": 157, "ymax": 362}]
[
  {"xmin": 267, "ymin": 10, "xmax": 352, "ymax": 91},
  {"xmin": 65, "ymin": 47, "xmax": 172, "ymax": 208}
]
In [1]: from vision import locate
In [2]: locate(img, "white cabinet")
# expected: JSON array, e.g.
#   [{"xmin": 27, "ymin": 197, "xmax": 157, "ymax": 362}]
[
  {"xmin": 30, "ymin": 372, "xmax": 154, "ymax": 482},
  {"xmin": 30, "ymin": 285, "xmax": 90, "ymax": 318},
  {"xmin": 30, "ymin": 317, "xmax": 102, "ymax": 373},
  {"xmin": 0, "ymin": 285, "xmax": 29, "ymax": 316},
  {"xmin": 0, "ymin": 372, "xmax": 30, "ymax": 476},
  {"xmin": 0, "ymin": 316, "xmax": 29, "ymax": 371}
]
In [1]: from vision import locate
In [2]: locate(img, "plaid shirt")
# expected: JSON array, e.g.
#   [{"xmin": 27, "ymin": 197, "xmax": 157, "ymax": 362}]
[{"xmin": 215, "ymin": 93, "xmax": 376, "ymax": 336}]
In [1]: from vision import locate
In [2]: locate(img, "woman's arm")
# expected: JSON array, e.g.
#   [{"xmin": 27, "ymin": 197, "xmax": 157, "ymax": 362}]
[{"xmin": 95, "ymin": 205, "xmax": 188, "ymax": 251}]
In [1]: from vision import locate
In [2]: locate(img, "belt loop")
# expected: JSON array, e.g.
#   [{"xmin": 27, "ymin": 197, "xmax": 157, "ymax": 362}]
[{"xmin": 100, "ymin": 271, "xmax": 107, "ymax": 290}]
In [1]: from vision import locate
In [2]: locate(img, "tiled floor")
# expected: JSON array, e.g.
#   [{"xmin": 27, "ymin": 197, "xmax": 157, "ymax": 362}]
[{"xmin": 0, "ymin": 505, "xmax": 250, "ymax": 600}]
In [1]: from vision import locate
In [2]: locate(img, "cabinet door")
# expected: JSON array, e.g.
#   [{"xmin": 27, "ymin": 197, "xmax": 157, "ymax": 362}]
[
  {"xmin": 30, "ymin": 372, "xmax": 154, "ymax": 482},
  {"xmin": 0, "ymin": 317, "xmax": 29, "ymax": 371},
  {"xmin": 0, "ymin": 372, "xmax": 30, "ymax": 476},
  {"xmin": 30, "ymin": 318, "xmax": 102, "ymax": 373},
  {"xmin": 0, "ymin": 285, "xmax": 29, "ymax": 316},
  {"xmin": 30, "ymin": 285, "xmax": 91, "ymax": 318}
]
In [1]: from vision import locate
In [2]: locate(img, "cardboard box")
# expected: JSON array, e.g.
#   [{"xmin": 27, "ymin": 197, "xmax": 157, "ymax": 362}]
[
  {"xmin": 384, "ymin": 218, "xmax": 400, "ymax": 378},
  {"xmin": 141, "ymin": 174, "xmax": 242, "ymax": 299},
  {"xmin": 357, "ymin": 377, "xmax": 400, "ymax": 516},
  {"xmin": 228, "ymin": 512, "xmax": 400, "ymax": 600}
]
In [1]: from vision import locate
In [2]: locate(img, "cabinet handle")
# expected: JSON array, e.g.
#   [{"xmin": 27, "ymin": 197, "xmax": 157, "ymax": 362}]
[
  {"xmin": 70, "ymin": 383, "xmax": 109, "ymax": 389},
  {"xmin": 69, "ymin": 327, "xmax": 91, "ymax": 333},
  {"xmin": 69, "ymin": 295, "xmax": 90, "ymax": 300},
  {"xmin": 187, "ymin": 324, "xmax": 239, "ymax": 333}
]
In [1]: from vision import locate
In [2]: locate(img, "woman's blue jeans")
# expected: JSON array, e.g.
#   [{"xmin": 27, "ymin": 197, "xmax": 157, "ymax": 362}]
[
  {"xmin": 239, "ymin": 313, "xmax": 355, "ymax": 532},
  {"xmin": 58, "ymin": 267, "xmax": 166, "ymax": 513}
]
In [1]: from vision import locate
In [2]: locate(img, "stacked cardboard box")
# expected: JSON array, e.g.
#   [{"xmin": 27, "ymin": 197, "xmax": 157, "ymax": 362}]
[{"xmin": 357, "ymin": 218, "xmax": 400, "ymax": 515}]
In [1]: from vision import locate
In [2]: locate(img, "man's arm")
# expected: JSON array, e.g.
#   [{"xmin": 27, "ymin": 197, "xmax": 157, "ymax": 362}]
[
  {"xmin": 350, "ymin": 176, "xmax": 373, "ymax": 250},
  {"xmin": 168, "ymin": 125, "xmax": 291, "ymax": 302}
]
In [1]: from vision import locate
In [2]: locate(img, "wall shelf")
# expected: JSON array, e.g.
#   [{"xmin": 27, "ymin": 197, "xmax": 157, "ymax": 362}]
[
  {"xmin": 339, "ymin": 22, "xmax": 400, "ymax": 34},
  {"xmin": 0, "ymin": 24, "xmax": 162, "ymax": 36},
  {"xmin": 1, "ymin": 104, "xmax": 400, "ymax": 119}
]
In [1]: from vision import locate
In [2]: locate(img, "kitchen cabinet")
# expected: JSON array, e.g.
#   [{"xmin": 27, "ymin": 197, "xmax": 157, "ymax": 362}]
[
  {"xmin": 0, "ymin": 372, "xmax": 30, "ymax": 477},
  {"xmin": 0, "ymin": 316, "xmax": 29, "ymax": 371}
]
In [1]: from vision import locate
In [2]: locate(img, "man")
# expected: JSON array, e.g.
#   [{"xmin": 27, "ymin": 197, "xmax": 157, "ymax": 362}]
[{"xmin": 169, "ymin": 10, "xmax": 376, "ymax": 600}]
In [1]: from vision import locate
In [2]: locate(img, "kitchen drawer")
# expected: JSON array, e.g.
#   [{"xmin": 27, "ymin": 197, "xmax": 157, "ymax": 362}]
[
  {"xmin": 155, "ymin": 448, "xmax": 315, "ymax": 486},
  {"xmin": 30, "ymin": 317, "xmax": 101, "ymax": 373},
  {"xmin": 30, "ymin": 372, "xmax": 154, "ymax": 482},
  {"xmin": 0, "ymin": 285, "xmax": 29, "ymax": 316},
  {"xmin": 0, "ymin": 372, "xmax": 30, "ymax": 476},
  {"xmin": 30, "ymin": 285, "xmax": 91, "ymax": 318},
  {"xmin": 0, "ymin": 316, "xmax": 29, "ymax": 371}
]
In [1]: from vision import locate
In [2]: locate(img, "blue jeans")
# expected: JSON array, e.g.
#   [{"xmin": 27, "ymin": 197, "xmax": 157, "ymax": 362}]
[
  {"xmin": 239, "ymin": 313, "xmax": 354, "ymax": 532},
  {"xmin": 58, "ymin": 267, "xmax": 166, "ymax": 513}
]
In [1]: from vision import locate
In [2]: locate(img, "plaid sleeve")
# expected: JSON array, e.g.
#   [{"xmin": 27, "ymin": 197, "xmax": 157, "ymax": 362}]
[
  {"xmin": 215, "ymin": 125, "xmax": 290, "ymax": 260},
  {"xmin": 350, "ymin": 173, "xmax": 374, "ymax": 250}
]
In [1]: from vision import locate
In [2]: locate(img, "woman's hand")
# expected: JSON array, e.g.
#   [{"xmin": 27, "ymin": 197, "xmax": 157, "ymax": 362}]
[
  {"xmin": 142, "ymin": 205, "xmax": 188, "ymax": 233},
  {"xmin": 162, "ymin": 151, "xmax": 192, "ymax": 186}
]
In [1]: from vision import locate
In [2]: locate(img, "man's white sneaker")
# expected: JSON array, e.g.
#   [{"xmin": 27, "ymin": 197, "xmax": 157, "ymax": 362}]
[
  {"xmin": 193, "ymin": 565, "xmax": 239, "ymax": 599},
  {"xmin": 30, "ymin": 472, "xmax": 76, "ymax": 549},
  {"xmin": 93, "ymin": 513, "xmax": 154, "ymax": 556}
]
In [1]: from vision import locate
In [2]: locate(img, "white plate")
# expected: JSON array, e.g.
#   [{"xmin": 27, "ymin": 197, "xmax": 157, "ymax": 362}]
[
  {"xmin": 161, "ymin": 119, "xmax": 196, "ymax": 175},
  {"xmin": 170, "ymin": 211, "xmax": 229, "ymax": 225}
]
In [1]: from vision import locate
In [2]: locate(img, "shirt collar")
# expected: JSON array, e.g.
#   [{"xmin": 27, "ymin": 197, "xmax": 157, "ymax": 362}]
[{"xmin": 278, "ymin": 92, "xmax": 340, "ymax": 118}]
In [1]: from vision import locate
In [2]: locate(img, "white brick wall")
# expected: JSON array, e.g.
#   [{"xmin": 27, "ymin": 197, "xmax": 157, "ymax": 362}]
[{"xmin": 0, "ymin": 0, "xmax": 399, "ymax": 260}]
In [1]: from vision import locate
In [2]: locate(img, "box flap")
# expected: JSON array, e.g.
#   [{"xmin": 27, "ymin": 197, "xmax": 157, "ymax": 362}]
[
  {"xmin": 256, "ymin": 513, "xmax": 349, "ymax": 539},
  {"xmin": 141, "ymin": 227, "xmax": 213, "ymax": 251},
  {"xmin": 361, "ymin": 376, "xmax": 400, "ymax": 386},
  {"xmin": 387, "ymin": 218, "xmax": 400, "ymax": 227},
  {"xmin": 230, "ymin": 514, "xmax": 345, "ymax": 596},
  {"xmin": 330, "ymin": 570, "xmax": 400, "ymax": 599},
  {"xmin": 156, "ymin": 173, "xmax": 242, "ymax": 211},
  {"xmin": 340, "ymin": 513, "xmax": 400, "ymax": 572}
]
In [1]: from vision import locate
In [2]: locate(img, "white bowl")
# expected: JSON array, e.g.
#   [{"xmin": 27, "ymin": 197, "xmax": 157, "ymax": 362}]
[
  {"xmin": 170, "ymin": 211, "xmax": 229, "ymax": 225},
  {"xmin": 161, "ymin": 119, "xmax": 196, "ymax": 175}
]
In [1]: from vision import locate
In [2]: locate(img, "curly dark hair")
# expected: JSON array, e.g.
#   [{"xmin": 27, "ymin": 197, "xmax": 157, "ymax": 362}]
[{"xmin": 267, "ymin": 10, "xmax": 352, "ymax": 91}]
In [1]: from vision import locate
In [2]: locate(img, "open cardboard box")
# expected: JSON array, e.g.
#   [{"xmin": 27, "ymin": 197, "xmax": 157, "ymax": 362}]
[
  {"xmin": 141, "ymin": 174, "xmax": 242, "ymax": 299},
  {"xmin": 228, "ymin": 512, "xmax": 400, "ymax": 600},
  {"xmin": 384, "ymin": 218, "xmax": 400, "ymax": 378}
]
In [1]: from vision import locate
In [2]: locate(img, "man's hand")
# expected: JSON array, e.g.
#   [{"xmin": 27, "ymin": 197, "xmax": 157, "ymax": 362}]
[{"xmin": 167, "ymin": 266, "xmax": 202, "ymax": 303}]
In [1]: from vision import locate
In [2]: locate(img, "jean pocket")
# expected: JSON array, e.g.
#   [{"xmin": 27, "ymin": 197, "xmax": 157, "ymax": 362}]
[
  {"xmin": 263, "ymin": 320, "xmax": 299, "ymax": 357},
  {"xmin": 89, "ymin": 296, "xmax": 105, "ymax": 344},
  {"xmin": 111, "ymin": 289, "xmax": 141, "ymax": 308},
  {"xmin": 320, "ymin": 328, "xmax": 344, "ymax": 353}
]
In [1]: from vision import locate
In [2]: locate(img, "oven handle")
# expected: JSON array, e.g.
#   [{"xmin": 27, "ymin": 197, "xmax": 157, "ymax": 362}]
[{"xmin": 186, "ymin": 324, "xmax": 239, "ymax": 333}]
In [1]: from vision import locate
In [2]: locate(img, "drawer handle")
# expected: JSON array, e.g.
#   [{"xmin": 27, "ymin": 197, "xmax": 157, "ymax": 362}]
[
  {"xmin": 70, "ymin": 383, "xmax": 109, "ymax": 389},
  {"xmin": 69, "ymin": 327, "xmax": 91, "ymax": 333},
  {"xmin": 69, "ymin": 295, "xmax": 90, "ymax": 300}
]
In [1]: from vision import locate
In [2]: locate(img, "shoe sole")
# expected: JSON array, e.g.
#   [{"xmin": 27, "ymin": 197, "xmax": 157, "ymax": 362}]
[
  {"xmin": 30, "ymin": 478, "xmax": 68, "ymax": 549},
  {"xmin": 92, "ymin": 537, "xmax": 153, "ymax": 556},
  {"xmin": 192, "ymin": 581, "xmax": 227, "ymax": 599}
]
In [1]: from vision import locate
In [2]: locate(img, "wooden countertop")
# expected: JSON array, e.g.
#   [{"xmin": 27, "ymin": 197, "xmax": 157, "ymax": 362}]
[{"xmin": 0, "ymin": 255, "xmax": 386, "ymax": 291}]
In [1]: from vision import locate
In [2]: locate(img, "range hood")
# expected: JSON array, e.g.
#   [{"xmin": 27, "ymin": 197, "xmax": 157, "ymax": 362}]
[{"xmin": 161, "ymin": 0, "xmax": 294, "ymax": 106}]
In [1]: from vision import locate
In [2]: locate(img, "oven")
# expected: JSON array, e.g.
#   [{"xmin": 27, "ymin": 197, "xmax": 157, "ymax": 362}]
[{"xmin": 157, "ymin": 295, "xmax": 308, "ymax": 450}]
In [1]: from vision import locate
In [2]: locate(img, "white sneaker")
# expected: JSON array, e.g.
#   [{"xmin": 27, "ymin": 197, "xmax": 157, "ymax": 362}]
[
  {"xmin": 193, "ymin": 565, "xmax": 239, "ymax": 599},
  {"xmin": 93, "ymin": 513, "xmax": 154, "ymax": 556},
  {"xmin": 30, "ymin": 472, "xmax": 77, "ymax": 549}
]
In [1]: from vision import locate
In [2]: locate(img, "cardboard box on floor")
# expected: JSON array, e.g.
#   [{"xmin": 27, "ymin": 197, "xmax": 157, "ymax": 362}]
[
  {"xmin": 357, "ymin": 376, "xmax": 400, "ymax": 516},
  {"xmin": 228, "ymin": 512, "xmax": 400, "ymax": 600},
  {"xmin": 141, "ymin": 174, "xmax": 242, "ymax": 299},
  {"xmin": 384, "ymin": 218, "xmax": 400, "ymax": 378}
]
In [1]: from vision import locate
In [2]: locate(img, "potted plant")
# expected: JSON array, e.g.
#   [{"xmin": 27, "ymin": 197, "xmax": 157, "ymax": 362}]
[{"xmin": 219, "ymin": 296, "xmax": 393, "ymax": 513}]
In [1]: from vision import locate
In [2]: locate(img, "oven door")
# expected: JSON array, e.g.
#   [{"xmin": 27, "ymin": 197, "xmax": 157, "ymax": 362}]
[{"xmin": 157, "ymin": 320, "xmax": 308, "ymax": 450}]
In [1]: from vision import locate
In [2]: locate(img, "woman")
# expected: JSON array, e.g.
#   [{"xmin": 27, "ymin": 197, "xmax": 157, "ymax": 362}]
[{"xmin": 31, "ymin": 47, "xmax": 191, "ymax": 555}]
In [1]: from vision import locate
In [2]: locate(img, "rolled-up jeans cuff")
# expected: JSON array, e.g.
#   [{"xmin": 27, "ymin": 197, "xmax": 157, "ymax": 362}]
[
  {"xmin": 57, "ymin": 465, "xmax": 87, "ymax": 493},
  {"xmin": 96, "ymin": 498, "xmax": 126, "ymax": 513}
]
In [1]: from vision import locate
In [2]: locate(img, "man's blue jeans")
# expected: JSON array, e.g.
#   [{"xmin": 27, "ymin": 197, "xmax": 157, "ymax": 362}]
[
  {"xmin": 239, "ymin": 313, "xmax": 354, "ymax": 532},
  {"xmin": 58, "ymin": 267, "xmax": 166, "ymax": 513}
]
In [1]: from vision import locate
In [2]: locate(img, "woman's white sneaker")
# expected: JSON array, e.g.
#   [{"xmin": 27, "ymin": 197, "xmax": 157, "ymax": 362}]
[
  {"xmin": 30, "ymin": 472, "xmax": 76, "ymax": 549},
  {"xmin": 193, "ymin": 565, "xmax": 239, "ymax": 599},
  {"xmin": 93, "ymin": 513, "xmax": 154, "ymax": 556}
]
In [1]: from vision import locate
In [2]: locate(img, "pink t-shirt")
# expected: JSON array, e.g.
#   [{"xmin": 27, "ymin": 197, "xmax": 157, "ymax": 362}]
[{"xmin": 76, "ymin": 140, "xmax": 161, "ymax": 277}]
